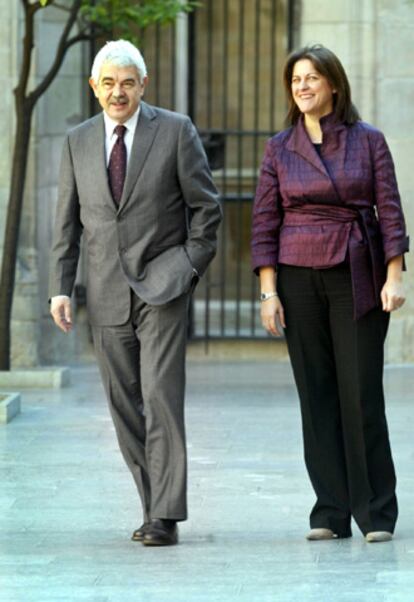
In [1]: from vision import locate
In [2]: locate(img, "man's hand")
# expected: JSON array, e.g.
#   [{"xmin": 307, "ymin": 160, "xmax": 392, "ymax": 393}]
[{"xmin": 50, "ymin": 296, "xmax": 73, "ymax": 333}]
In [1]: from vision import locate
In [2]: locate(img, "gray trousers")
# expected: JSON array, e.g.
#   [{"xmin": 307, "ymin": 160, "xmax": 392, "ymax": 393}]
[{"xmin": 92, "ymin": 291, "xmax": 189, "ymax": 522}]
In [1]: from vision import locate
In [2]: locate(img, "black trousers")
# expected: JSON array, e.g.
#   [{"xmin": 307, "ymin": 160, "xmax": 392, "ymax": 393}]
[{"xmin": 278, "ymin": 264, "xmax": 397, "ymax": 537}]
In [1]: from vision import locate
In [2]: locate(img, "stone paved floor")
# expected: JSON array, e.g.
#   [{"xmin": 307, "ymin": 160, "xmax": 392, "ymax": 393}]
[{"xmin": 0, "ymin": 359, "xmax": 413, "ymax": 602}]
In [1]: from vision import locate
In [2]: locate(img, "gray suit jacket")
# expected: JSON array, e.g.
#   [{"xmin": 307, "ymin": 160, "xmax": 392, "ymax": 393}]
[{"xmin": 49, "ymin": 102, "xmax": 222, "ymax": 325}]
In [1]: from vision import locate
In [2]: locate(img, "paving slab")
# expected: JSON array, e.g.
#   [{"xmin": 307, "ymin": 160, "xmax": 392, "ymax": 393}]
[{"xmin": 0, "ymin": 360, "xmax": 413, "ymax": 602}]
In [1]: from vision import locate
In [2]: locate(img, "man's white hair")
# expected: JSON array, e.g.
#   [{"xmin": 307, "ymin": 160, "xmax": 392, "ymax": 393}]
[{"xmin": 91, "ymin": 40, "xmax": 148, "ymax": 83}]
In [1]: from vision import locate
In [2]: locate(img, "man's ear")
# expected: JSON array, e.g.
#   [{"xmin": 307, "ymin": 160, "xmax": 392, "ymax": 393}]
[
  {"xmin": 141, "ymin": 76, "xmax": 149, "ymax": 96},
  {"xmin": 89, "ymin": 78, "xmax": 99, "ymax": 98}
]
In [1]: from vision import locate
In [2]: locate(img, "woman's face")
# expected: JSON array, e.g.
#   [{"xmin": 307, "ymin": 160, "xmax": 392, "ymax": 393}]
[{"xmin": 291, "ymin": 59, "xmax": 334, "ymax": 120}]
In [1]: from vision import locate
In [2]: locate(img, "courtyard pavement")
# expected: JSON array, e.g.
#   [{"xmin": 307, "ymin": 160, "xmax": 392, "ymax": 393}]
[{"xmin": 0, "ymin": 356, "xmax": 413, "ymax": 602}]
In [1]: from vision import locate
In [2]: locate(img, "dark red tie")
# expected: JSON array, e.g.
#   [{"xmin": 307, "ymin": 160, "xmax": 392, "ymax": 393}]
[{"xmin": 108, "ymin": 125, "xmax": 127, "ymax": 204}]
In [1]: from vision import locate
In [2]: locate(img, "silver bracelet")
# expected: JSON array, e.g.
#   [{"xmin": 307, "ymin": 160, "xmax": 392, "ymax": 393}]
[{"xmin": 260, "ymin": 291, "xmax": 279, "ymax": 302}]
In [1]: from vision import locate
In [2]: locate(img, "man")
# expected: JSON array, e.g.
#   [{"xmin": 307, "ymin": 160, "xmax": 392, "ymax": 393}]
[{"xmin": 49, "ymin": 40, "xmax": 221, "ymax": 546}]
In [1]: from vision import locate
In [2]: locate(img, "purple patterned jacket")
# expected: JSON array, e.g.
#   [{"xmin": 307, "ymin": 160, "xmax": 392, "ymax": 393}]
[{"xmin": 251, "ymin": 113, "xmax": 409, "ymax": 319}]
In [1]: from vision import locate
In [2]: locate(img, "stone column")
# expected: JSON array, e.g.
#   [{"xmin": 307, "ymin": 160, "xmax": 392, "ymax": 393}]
[
  {"xmin": 375, "ymin": 0, "xmax": 414, "ymax": 362},
  {"xmin": 299, "ymin": 0, "xmax": 414, "ymax": 362}
]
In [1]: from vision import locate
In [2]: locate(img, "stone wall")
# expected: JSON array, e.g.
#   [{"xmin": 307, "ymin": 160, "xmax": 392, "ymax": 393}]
[
  {"xmin": 300, "ymin": 0, "xmax": 414, "ymax": 362},
  {"xmin": 0, "ymin": 1, "xmax": 88, "ymax": 367},
  {"xmin": 1, "ymin": 0, "xmax": 413, "ymax": 365},
  {"xmin": 0, "ymin": 0, "xmax": 41, "ymax": 367},
  {"xmin": 35, "ymin": 5, "xmax": 88, "ymax": 365},
  {"xmin": 0, "ymin": 1, "xmax": 17, "ymax": 251}
]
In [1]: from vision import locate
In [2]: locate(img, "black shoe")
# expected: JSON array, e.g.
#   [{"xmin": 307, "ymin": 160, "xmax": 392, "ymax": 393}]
[
  {"xmin": 131, "ymin": 522, "xmax": 151, "ymax": 542},
  {"xmin": 142, "ymin": 519, "xmax": 178, "ymax": 546}
]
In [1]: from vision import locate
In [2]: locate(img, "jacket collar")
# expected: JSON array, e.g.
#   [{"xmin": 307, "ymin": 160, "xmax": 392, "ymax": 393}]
[{"xmin": 285, "ymin": 112, "xmax": 346, "ymax": 177}]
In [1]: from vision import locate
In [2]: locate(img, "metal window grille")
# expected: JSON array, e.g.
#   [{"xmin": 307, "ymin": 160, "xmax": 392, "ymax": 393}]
[{"xmin": 90, "ymin": 0, "xmax": 295, "ymax": 340}]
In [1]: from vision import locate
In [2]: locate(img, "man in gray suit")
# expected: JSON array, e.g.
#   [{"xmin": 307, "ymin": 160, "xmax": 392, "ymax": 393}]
[{"xmin": 49, "ymin": 40, "xmax": 221, "ymax": 546}]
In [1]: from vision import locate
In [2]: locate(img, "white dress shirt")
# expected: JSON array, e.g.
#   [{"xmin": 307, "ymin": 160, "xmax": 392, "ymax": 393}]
[{"xmin": 103, "ymin": 106, "xmax": 141, "ymax": 166}]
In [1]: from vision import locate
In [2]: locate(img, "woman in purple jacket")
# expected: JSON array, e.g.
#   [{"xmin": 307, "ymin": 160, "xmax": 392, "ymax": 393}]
[{"xmin": 252, "ymin": 45, "xmax": 409, "ymax": 543}]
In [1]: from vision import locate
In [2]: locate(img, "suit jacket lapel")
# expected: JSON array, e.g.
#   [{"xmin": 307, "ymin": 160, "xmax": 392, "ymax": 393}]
[
  {"xmin": 119, "ymin": 102, "xmax": 159, "ymax": 210},
  {"xmin": 87, "ymin": 114, "xmax": 116, "ymax": 210}
]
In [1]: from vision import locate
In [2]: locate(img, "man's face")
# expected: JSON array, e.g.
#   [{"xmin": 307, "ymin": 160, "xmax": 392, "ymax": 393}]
[{"xmin": 89, "ymin": 63, "xmax": 147, "ymax": 123}]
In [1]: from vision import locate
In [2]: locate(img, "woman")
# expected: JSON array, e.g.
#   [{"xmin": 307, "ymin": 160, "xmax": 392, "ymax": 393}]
[{"xmin": 251, "ymin": 45, "xmax": 409, "ymax": 542}]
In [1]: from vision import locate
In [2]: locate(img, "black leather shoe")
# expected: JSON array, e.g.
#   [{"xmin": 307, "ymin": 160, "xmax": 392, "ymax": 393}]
[
  {"xmin": 131, "ymin": 522, "xmax": 151, "ymax": 542},
  {"xmin": 142, "ymin": 519, "xmax": 178, "ymax": 546}
]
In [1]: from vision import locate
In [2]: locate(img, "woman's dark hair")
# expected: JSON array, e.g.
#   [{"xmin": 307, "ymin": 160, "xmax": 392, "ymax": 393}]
[{"xmin": 283, "ymin": 44, "xmax": 361, "ymax": 126}]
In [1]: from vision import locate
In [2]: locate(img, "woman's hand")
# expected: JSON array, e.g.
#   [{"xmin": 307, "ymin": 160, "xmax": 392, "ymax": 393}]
[
  {"xmin": 381, "ymin": 279, "xmax": 405, "ymax": 312},
  {"xmin": 381, "ymin": 254, "xmax": 405, "ymax": 312},
  {"xmin": 261, "ymin": 295, "xmax": 286, "ymax": 336}
]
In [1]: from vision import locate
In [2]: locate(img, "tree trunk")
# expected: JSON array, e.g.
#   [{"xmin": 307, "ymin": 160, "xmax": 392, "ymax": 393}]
[{"xmin": 0, "ymin": 97, "xmax": 34, "ymax": 370}]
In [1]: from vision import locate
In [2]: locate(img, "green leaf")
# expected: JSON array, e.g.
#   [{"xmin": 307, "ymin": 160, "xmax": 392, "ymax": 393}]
[
  {"xmin": 80, "ymin": 0, "xmax": 200, "ymax": 37},
  {"xmin": 39, "ymin": 0, "xmax": 49, "ymax": 6}
]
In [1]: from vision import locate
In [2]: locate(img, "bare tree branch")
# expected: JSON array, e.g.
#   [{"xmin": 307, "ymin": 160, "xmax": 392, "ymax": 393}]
[
  {"xmin": 52, "ymin": 2, "xmax": 72, "ymax": 12},
  {"xmin": 27, "ymin": 0, "xmax": 49, "ymax": 8},
  {"xmin": 29, "ymin": 0, "xmax": 83, "ymax": 102},
  {"xmin": 16, "ymin": 2, "xmax": 36, "ymax": 100},
  {"xmin": 66, "ymin": 32, "xmax": 95, "ymax": 50},
  {"xmin": 20, "ymin": 2, "xmax": 61, "ymax": 98}
]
